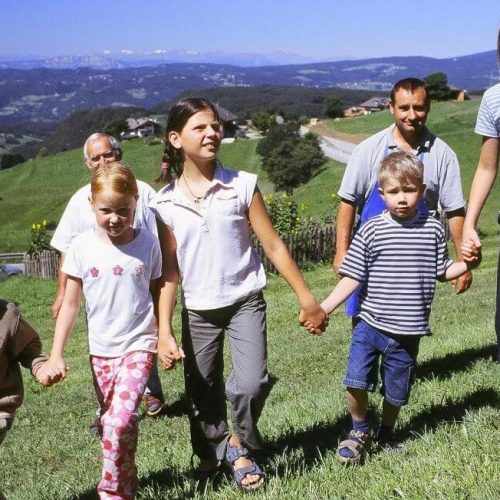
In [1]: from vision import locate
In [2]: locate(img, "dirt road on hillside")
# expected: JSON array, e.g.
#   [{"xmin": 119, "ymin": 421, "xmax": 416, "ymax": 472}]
[{"xmin": 308, "ymin": 122, "xmax": 368, "ymax": 164}]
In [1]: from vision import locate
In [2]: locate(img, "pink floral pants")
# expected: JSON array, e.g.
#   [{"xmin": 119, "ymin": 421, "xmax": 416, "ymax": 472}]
[{"xmin": 91, "ymin": 351, "xmax": 154, "ymax": 500}]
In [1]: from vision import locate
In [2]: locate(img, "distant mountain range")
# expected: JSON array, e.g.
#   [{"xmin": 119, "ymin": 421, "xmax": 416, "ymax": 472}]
[
  {"xmin": 0, "ymin": 50, "xmax": 328, "ymax": 70},
  {"xmin": 0, "ymin": 50, "xmax": 498, "ymax": 126}
]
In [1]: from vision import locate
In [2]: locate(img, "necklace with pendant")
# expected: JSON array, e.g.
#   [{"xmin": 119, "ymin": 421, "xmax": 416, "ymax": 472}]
[{"xmin": 182, "ymin": 175, "xmax": 206, "ymax": 204}]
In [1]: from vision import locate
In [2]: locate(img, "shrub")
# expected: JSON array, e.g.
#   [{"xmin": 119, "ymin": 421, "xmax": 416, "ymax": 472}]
[
  {"xmin": 263, "ymin": 193, "xmax": 302, "ymax": 236},
  {"xmin": 27, "ymin": 220, "xmax": 52, "ymax": 256}
]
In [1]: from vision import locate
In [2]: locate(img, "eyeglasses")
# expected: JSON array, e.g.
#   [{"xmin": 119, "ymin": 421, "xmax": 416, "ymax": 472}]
[{"xmin": 89, "ymin": 150, "xmax": 115, "ymax": 163}]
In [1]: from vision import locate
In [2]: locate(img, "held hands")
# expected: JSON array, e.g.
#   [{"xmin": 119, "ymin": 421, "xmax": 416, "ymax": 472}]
[
  {"xmin": 158, "ymin": 333, "xmax": 185, "ymax": 370},
  {"xmin": 299, "ymin": 300, "xmax": 328, "ymax": 336},
  {"xmin": 35, "ymin": 357, "xmax": 69, "ymax": 387},
  {"xmin": 461, "ymin": 238, "xmax": 482, "ymax": 269}
]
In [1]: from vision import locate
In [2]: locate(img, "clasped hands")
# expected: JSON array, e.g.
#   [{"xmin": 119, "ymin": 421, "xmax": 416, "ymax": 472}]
[
  {"xmin": 299, "ymin": 301, "xmax": 328, "ymax": 336},
  {"xmin": 157, "ymin": 333, "xmax": 185, "ymax": 370},
  {"xmin": 35, "ymin": 357, "xmax": 69, "ymax": 387},
  {"xmin": 461, "ymin": 238, "xmax": 482, "ymax": 268}
]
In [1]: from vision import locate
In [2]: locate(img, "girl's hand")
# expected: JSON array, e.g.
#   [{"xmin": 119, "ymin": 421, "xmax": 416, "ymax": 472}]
[
  {"xmin": 299, "ymin": 301, "xmax": 328, "ymax": 335},
  {"xmin": 36, "ymin": 358, "xmax": 69, "ymax": 386},
  {"xmin": 302, "ymin": 320, "xmax": 321, "ymax": 336},
  {"xmin": 158, "ymin": 334, "xmax": 185, "ymax": 370}
]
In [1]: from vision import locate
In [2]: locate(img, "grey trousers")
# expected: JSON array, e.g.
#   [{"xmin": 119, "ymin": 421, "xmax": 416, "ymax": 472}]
[{"xmin": 182, "ymin": 292, "xmax": 271, "ymax": 462}]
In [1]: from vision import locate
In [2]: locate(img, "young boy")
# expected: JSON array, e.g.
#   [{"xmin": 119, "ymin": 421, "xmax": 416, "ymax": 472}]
[
  {"xmin": 0, "ymin": 299, "xmax": 48, "ymax": 446},
  {"xmin": 317, "ymin": 151, "xmax": 479, "ymax": 464}
]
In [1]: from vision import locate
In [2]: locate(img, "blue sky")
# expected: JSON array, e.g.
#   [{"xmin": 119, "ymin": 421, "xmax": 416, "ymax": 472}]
[{"xmin": 1, "ymin": 0, "xmax": 499, "ymax": 60}]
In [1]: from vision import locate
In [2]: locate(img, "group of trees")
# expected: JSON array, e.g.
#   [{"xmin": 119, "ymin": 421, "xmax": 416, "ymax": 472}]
[
  {"xmin": 424, "ymin": 72, "xmax": 454, "ymax": 101},
  {"xmin": 253, "ymin": 111, "xmax": 327, "ymax": 195},
  {"xmin": 0, "ymin": 153, "xmax": 25, "ymax": 170}
]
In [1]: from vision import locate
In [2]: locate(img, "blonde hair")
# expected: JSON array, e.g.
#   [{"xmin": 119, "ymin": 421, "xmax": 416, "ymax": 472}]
[
  {"xmin": 378, "ymin": 151, "xmax": 424, "ymax": 188},
  {"xmin": 90, "ymin": 161, "xmax": 138, "ymax": 201}
]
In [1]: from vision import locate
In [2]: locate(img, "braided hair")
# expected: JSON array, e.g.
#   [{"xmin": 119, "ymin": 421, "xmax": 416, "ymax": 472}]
[{"xmin": 155, "ymin": 97, "xmax": 220, "ymax": 184}]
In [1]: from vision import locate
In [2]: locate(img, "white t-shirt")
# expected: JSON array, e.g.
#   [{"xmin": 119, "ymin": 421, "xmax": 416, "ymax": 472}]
[
  {"xmin": 62, "ymin": 228, "xmax": 162, "ymax": 357},
  {"xmin": 51, "ymin": 179, "xmax": 158, "ymax": 253},
  {"xmin": 150, "ymin": 163, "xmax": 266, "ymax": 310}
]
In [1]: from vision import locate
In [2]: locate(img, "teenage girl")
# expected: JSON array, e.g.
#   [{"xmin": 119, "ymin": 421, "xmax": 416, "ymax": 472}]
[
  {"xmin": 38, "ymin": 162, "xmax": 162, "ymax": 500},
  {"xmin": 150, "ymin": 97, "xmax": 327, "ymax": 489}
]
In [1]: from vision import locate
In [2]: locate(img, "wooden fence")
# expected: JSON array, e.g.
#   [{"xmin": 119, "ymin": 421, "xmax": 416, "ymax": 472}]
[
  {"xmin": 254, "ymin": 224, "xmax": 335, "ymax": 272},
  {"xmin": 6, "ymin": 212, "xmax": 449, "ymax": 279},
  {"xmin": 23, "ymin": 250, "xmax": 59, "ymax": 279},
  {"xmin": 0, "ymin": 252, "xmax": 25, "ymax": 264}
]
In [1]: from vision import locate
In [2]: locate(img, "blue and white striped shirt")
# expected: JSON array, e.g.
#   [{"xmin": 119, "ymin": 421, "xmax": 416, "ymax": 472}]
[
  {"xmin": 475, "ymin": 83, "xmax": 500, "ymax": 138},
  {"xmin": 339, "ymin": 212, "xmax": 453, "ymax": 335}
]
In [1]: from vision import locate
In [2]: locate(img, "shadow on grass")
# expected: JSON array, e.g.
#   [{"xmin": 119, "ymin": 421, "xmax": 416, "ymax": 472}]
[
  {"xmin": 400, "ymin": 387, "xmax": 500, "ymax": 438},
  {"xmin": 416, "ymin": 344, "xmax": 496, "ymax": 381},
  {"xmin": 73, "ymin": 467, "xmax": 202, "ymax": 500},
  {"xmin": 72, "ymin": 369, "xmax": 498, "ymax": 497}
]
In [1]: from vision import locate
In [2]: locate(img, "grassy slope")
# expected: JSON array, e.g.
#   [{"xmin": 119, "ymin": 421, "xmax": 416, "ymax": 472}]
[
  {"xmin": 0, "ymin": 263, "xmax": 498, "ymax": 499},
  {"xmin": 0, "ymin": 100, "xmax": 493, "ymax": 251},
  {"xmin": 0, "ymin": 100, "xmax": 499, "ymax": 498}
]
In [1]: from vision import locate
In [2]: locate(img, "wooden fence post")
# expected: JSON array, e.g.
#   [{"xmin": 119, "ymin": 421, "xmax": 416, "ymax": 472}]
[
  {"xmin": 252, "ymin": 221, "xmax": 336, "ymax": 272},
  {"xmin": 23, "ymin": 250, "xmax": 59, "ymax": 279}
]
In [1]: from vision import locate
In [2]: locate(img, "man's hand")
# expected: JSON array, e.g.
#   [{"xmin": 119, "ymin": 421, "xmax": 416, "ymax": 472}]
[
  {"xmin": 450, "ymin": 271, "xmax": 473, "ymax": 294},
  {"xmin": 51, "ymin": 293, "xmax": 64, "ymax": 319},
  {"xmin": 333, "ymin": 251, "xmax": 347, "ymax": 277}
]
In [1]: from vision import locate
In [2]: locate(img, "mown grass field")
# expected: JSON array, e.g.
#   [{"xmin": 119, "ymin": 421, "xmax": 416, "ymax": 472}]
[
  {"xmin": 1, "ymin": 100, "xmax": 499, "ymax": 499},
  {"xmin": 0, "ymin": 262, "xmax": 498, "ymax": 499}
]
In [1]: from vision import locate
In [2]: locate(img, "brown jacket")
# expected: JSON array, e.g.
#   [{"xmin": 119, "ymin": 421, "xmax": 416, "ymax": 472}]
[{"xmin": 0, "ymin": 299, "xmax": 47, "ymax": 416}]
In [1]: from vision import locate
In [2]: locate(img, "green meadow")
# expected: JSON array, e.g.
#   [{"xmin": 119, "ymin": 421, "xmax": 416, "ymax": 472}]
[{"xmin": 0, "ymin": 101, "xmax": 499, "ymax": 499}]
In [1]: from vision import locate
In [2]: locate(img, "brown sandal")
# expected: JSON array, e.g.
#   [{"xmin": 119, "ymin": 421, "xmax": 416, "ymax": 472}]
[{"xmin": 337, "ymin": 430, "xmax": 370, "ymax": 465}]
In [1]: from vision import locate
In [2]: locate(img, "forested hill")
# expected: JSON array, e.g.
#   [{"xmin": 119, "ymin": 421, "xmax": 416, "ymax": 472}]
[{"xmin": 0, "ymin": 50, "xmax": 496, "ymax": 126}]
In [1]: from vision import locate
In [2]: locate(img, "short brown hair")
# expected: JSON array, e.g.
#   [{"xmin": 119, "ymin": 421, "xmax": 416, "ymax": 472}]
[
  {"xmin": 91, "ymin": 161, "xmax": 138, "ymax": 200},
  {"xmin": 391, "ymin": 78, "xmax": 430, "ymax": 108},
  {"xmin": 378, "ymin": 151, "xmax": 424, "ymax": 188}
]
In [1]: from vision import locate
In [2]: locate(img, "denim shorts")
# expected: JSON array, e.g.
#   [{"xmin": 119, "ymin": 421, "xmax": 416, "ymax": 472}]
[{"xmin": 343, "ymin": 320, "xmax": 421, "ymax": 406}]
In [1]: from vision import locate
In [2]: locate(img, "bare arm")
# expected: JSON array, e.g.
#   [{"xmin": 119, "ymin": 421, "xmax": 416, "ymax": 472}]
[
  {"xmin": 248, "ymin": 189, "xmax": 327, "ymax": 333},
  {"xmin": 463, "ymin": 136, "xmax": 500, "ymax": 245},
  {"xmin": 37, "ymin": 276, "xmax": 82, "ymax": 385},
  {"xmin": 446, "ymin": 209, "xmax": 472, "ymax": 294},
  {"xmin": 51, "ymin": 253, "xmax": 67, "ymax": 318},
  {"xmin": 333, "ymin": 199, "xmax": 356, "ymax": 275},
  {"xmin": 155, "ymin": 219, "xmax": 184, "ymax": 369},
  {"xmin": 321, "ymin": 276, "xmax": 361, "ymax": 316},
  {"xmin": 441, "ymin": 261, "xmax": 473, "ymax": 282}
]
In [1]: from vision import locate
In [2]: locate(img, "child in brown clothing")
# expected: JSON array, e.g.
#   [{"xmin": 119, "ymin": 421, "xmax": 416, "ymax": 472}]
[{"xmin": 0, "ymin": 299, "xmax": 48, "ymax": 446}]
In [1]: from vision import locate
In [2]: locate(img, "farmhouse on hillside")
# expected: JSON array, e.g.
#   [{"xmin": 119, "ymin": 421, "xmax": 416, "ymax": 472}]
[
  {"xmin": 214, "ymin": 104, "xmax": 239, "ymax": 137},
  {"xmin": 359, "ymin": 97, "xmax": 391, "ymax": 113},
  {"xmin": 120, "ymin": 117, "xmax": 158, "ymax": 140}
]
